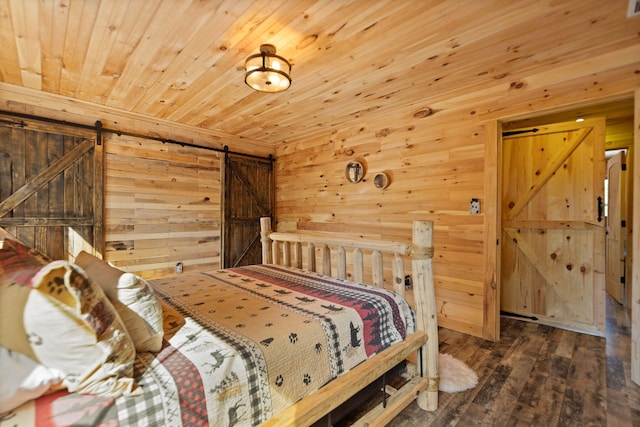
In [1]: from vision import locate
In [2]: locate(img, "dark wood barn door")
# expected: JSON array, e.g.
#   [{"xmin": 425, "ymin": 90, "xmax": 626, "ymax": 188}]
[
  {"xmin": 500, "ymin": 118, "xmax": 606, "ymax": 335},
  {"xmin": 222, "ymin": 152, "xmax": 274, "ymax": 267},
  {"xmin": 0, "ymin": 114, "xmax": 103, "ymax": 260}
]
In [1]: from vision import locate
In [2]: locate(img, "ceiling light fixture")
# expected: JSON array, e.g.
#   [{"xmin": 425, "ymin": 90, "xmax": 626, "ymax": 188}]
[{"xmin": 244, "ymin": 44, "xmax": 291, "ymax": 93}]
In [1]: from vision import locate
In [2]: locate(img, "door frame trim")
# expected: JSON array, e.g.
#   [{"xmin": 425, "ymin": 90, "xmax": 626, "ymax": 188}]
[
  {"xmin": 631, "ymin": 88, "xmax": 639, "ymax": 386},
  {"xmin": 483, "ymin": 121, "xmax": 499, "ymax": 341}
]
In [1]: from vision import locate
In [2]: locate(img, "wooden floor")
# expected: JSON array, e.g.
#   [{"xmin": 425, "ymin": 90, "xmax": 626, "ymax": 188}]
[{"xmin": 382, "ymin": 295, "xmax": 640, "ymax": 426}]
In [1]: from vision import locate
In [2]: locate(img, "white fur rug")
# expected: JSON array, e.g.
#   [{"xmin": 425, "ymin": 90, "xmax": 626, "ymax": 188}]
[{"xmin": 438, "ymin": 353, "xmax": 478, "ymax": 393}]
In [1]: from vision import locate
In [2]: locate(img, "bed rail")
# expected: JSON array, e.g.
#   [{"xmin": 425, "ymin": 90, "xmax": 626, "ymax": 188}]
[{"xmin": 259, "ymin": 217, "xmax": 439, "ymax": 425}]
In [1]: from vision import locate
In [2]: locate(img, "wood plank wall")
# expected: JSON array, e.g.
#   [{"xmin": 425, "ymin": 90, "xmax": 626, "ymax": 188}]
[
  {"xmin": 274, "ymin": 76, "xmax": 640, "ymax": 341},
  {"xmin": 275, "ymin": 107, "xmax": 487, "ymax": 337},
  {"xmin": 0, "ymin": 94, "xmax": 275, "ymax": 280},
  {"xmin": 0, "ymin": 1, "xmax": 638, "ymax": 340},
  {"xmin": 103, "ymin": 133, "xmax": 222, "ymax": 278},
  {"xmin": 1, "ymin": 92, "xmax": 637, "ymax": 340}
]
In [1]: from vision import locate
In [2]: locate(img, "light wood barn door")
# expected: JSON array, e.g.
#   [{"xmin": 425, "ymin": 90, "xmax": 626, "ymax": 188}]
[
  {"xmin": 221, "ymin": 152, "xmax": 274, "ymax": 268},
  {"xmin": 605, "ymin": 151, "xmax": 627, "ymax": 305},
  {"xmin": 0, "ymin": 115, "xmax": 102, "ymax": 260},
  {"xmin": 501, "ymin": 118, "xmax": 606, "ymax": 335}
]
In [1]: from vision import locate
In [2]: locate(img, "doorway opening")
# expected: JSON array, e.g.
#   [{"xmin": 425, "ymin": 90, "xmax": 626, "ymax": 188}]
[
  {"xmin": 498, "ymin": 97, "xmax": 634, "ymax": 337},
  {"xmin": 605, "ymin": 148, "xmax": 629, "ymax": 307}
]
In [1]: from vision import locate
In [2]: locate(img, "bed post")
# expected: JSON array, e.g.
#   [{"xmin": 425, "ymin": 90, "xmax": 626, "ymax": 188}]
[
  {"xmin": 260, "ymin": 217, "xmax": 272, "ymax": 264},
  {"xmin": 412, "ymin": 220, "xmax": 439, "ymax": 411}
]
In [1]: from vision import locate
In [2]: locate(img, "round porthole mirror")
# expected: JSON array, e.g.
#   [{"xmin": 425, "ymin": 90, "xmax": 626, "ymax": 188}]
[
  {"xmin": 345, "ymin": 161, "xmax": 365, "ymax": 183},
  {"xmin": 374, "ymin": 172, "xmax": 390, "ymax": 189}
]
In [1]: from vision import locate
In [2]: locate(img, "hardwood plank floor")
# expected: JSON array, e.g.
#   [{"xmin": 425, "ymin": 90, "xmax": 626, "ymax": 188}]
[{"xmin": 382, "ymin": 295, "xmax": 640, "ymax": 426}]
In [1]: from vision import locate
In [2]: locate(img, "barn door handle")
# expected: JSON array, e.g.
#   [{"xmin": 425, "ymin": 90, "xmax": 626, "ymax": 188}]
[{"xmin": 597, "ymin": 196, "xmax": 603, "ymax": 222}]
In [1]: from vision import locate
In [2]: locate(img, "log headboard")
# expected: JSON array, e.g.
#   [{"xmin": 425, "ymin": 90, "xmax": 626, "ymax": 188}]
[{"xmin": 258, "ymin": 217, "xmax": 439, "ymax": 425}]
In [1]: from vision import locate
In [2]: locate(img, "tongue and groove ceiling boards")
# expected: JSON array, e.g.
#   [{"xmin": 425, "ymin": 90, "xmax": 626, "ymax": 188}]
[{"xmin": 1, "ymin": 0, "xmax": 638, "ymax": 149}]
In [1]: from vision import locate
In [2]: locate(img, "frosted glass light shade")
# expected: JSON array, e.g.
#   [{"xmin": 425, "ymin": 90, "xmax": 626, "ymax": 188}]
[{"xmin": 244, "ymin": 44, "xmax": 292, "ymax": 93}]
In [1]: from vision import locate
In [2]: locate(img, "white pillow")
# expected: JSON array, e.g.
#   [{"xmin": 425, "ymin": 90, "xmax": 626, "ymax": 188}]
[
  {"xmin": 0, "ymin": 346, "xmax": 64, "ymax": 413},
  {"xmin": 22, "ymin": 261, "xmax": 138, "ymax": 396},
  {"xmin": 75, "ymin": 252, "xmax": 164, "ymax": 352}
]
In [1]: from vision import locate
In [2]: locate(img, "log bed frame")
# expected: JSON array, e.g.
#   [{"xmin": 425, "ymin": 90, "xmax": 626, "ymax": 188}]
[{"xmin": 258, "ymin": 217, "xmax": 439, "ymax": 427}]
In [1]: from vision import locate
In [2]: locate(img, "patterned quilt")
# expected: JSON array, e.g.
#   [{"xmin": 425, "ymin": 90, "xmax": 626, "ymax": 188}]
[{"xmin": 2, "ymin": 264, "xmax": 415, "ymax": 427}]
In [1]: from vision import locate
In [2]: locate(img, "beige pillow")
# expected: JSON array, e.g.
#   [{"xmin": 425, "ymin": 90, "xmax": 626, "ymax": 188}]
[
  {"xmin": 74, "ymin": 251, "xmax": 122, "ymax": 300},
  {"xmin": 75, "ymin": 252, "xmax": 164, "ymax": 352},
  {"xmin": 23, "ymin": 261, "xmax": 138, "ymax": 396}
]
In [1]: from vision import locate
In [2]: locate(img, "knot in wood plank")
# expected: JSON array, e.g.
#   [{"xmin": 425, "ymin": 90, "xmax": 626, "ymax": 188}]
[{"xmin": 413, "ymin": 108, "xmax": 435, "ymax": 118}]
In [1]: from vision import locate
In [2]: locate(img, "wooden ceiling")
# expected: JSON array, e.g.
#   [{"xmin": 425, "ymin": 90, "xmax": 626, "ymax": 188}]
[{"xmin": 0, "ymin": 0, "xmax": 638, "ymax": 146}]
